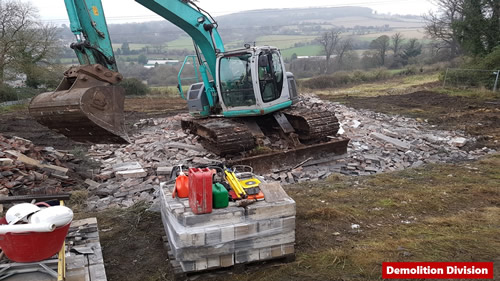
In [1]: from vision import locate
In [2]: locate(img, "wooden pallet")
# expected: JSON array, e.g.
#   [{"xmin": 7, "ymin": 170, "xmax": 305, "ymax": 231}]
[{"xmin": 162, "ymin": 236, "xmax": 295, "ymax": 281}]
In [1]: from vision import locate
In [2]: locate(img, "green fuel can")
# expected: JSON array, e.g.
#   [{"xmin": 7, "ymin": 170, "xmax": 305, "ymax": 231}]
[{"xmin": 212, "ymin": 183, "xmax": 229, "ymax": 209}]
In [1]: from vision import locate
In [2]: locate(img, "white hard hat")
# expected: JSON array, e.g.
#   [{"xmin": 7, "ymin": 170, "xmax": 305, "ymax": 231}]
[
  {"xmin": 29, "ymin": 206, "xmax": 73, "ymax": 227},
  {"xmin": 6, "ymin": 203, "xmax": 41, "ymax": 225}
]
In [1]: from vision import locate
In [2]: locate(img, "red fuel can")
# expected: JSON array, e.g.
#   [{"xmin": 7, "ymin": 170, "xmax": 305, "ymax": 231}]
[{"xmin": 188, "ymin": 168, "xmax": 213, "ymax": 214}]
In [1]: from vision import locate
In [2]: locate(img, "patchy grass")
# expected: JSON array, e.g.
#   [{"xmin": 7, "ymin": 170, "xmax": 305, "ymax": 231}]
[
  {"xmin": 74, "ymin": 202, "xmax": 171, "ymax": 281},
  {"xmin": 434, "ymin": 87, "xmax": 500, "ymax": 100},
  {"xmin": 310, "ymin": 73, "xmax": 439, "ymax": 98},
  {"xmin": 79, "ymin": 155, "xmax": 499, "ymax": 281},
  {"xmin": 281, "ymin": 44, "xmax": 323, "ymax": 60},
  {"xmin": 0, "ymin": 103, "xmax": 27, "ymax": 114},
  {"xmin": 149, "ymin": 86, "xmax": 188, "ymax": 98},
  {"xmin": 209, "ymin": 154, "xmax": 500, "ymax": 281},
  {"xmin": 165, "ymin": 36, "xmax": 194, "ymax": 51},
  {"xmin": 256, "ymin": 35, "xmax": 317, "ymax": 49}
]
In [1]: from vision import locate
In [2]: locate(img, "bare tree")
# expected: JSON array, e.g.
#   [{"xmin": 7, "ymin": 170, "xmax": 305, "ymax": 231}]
[
  {"xmin": 318, "ymin": 29, "xmax": 341, "ymax": 74},
  {"xmin": 335, "ymin": 38, "xmax": 353, "ymax": 69},
  {"xmin": 0, "ymin": 1, "xmax": 58, "ymax": 85},
  {"xmin": 0, "ymin": 1, "xmax": 35, "ymax": 83},
  {"xmin": 14, "ymin": 22, "xmax": 60, "ymax": 87},
  {"xmin": 424, "ymin": 0, "xmax": 464, "ymax": 57},
  {"xmin": 391, "ymin": 32, "xmax": 404, "ymax": 56},
  {"xmin": 484, "ymin": 0, "xmax": 500, "ymax": 53},
  {"xmin": 370, "ymin": 35, "xmax": 390, "ymax": 66}
]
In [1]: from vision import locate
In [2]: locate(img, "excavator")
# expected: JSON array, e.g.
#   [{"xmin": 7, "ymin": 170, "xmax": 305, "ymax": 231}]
[{"xmin": 29, "ymin": 0, "xmax": 347, "ymax": 160}]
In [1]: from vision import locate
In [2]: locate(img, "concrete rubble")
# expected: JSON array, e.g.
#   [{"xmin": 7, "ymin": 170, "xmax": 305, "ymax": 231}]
[
  {"xmin": 80, "ymin": 94, "xmax": 495, "ymax": 210},
  {"xmin": 1, "ymin": 95, "xmax": 495, "ymax": 211},
  {"xmin": 289, "ymin": 95, "xmax": 496, "ymax": 178}
]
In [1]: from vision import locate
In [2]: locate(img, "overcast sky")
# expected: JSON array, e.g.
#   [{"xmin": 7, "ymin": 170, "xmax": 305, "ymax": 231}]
[{"xmin": 32, "ymin": 0, "xmax": 438, "ymax": 24}]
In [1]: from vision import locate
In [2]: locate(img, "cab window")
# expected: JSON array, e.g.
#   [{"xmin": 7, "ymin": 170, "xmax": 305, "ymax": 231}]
[
  {"xmin": 219, "ymin": 53, "xmax": 256, "ymax": 107},
  {"xmin": 258, "ymin": 51, "xmax": 284, "ymax": 103}
]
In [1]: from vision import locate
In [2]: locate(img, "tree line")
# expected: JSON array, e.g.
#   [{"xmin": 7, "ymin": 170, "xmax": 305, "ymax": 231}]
[
  {"xmin": 1, "ymin": 0, "xmax": 499, "ymax": 101},
  {"xmin": 299, "ymin": 0, "xmax": 499, "ymax": 77},
  {"xmin": 0, "ymin": 1, "xmax": 61, "ymax": 88}
]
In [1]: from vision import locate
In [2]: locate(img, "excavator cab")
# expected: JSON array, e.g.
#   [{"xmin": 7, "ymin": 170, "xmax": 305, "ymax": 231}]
[{"xmin": 215, "ymin": 46, "xmax": 297, "ymax": 117}]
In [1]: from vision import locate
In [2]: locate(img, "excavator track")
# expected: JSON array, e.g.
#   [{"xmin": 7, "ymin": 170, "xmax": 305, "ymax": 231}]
[
  {"xmin": 282, "ymin": 106, "xmax": 340, "ymax": 142},
  {"xmin": 182, "ymin": 105, "xmax": 345, "ymax": 158},
  {"xmin": 181, "ymin": 118, "xmax": 256, "ymax": 156}
]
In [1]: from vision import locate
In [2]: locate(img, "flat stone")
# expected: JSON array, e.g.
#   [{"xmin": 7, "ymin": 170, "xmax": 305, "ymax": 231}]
[
  {"xmin": 156, "ymin": 166, "xmax": 173, "ymax": 176},
  {"xmin": 165, "ymin": 142, "xmax": 205, "ymax": 152},
  {"xmin": 112, "ymin": 161, "xmax": 142, "ymax": 172},
  {"xmin": 84, "ymin": 179, "xmax": 101, "ymax": 188},
  {"xmin": 115, "ymin": 168, "xmax": 147, "ymax": 178},
  {"xmin": 0, "ymin": 158, "xmax": 13, "ymax": 166},
  {"xmin": 371, "ymin": 132, "xmax": 411, "ymax": 151},
  {"xmin": 450, "ymin": 137, "xmax": 467, "ymax": 147}
]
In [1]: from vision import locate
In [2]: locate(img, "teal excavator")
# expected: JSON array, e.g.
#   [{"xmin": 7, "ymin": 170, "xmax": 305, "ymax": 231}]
[{"xmin": 29, "ymin": 0, "xmax": 343, "ymax": 156}]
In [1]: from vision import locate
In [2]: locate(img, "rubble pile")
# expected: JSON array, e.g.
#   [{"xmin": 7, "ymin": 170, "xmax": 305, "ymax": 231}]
[
  {"xmin": 84, "ymin": 114, "xmax": 224, "ymax": 210},
  {"xmin": 81, "ymin": 95, "xmax": 495, "ymax": 210},
  {"xmin": 286, "ymin": 95, "xmax": 496, "ymax": 179},
  {"xmin": 0, "ymin": 134, "xmax": 76, "ymax": 197}
]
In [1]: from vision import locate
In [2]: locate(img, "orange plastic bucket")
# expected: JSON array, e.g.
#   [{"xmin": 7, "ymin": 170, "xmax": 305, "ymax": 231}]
[{"xmin": 173, "ymin": 174, "xmax": 189, "ymax": 198}]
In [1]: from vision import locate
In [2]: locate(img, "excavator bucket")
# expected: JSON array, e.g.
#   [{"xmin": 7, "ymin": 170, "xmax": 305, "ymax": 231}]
[{"xmin": 29, "ymin": 65, "xmax": 129, "ymax": 144}]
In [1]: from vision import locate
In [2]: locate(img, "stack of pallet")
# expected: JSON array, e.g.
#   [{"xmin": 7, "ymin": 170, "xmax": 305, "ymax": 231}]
[{"xmin": 159, "ymin": 181, "xmax": 296, "ymax": 273}]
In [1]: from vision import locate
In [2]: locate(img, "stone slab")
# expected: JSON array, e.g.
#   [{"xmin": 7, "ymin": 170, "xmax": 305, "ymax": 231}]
[
  {"xmin": 371, "ymin": 132, "xmax": 411, "ymax": 151},
  {"xmin": 115, "ymin": 169, "xmax": 147, "ymax": 178},
  {"xmin": 112, "ymin": 161, "xmax": 142, "ymax": 172},
  {"xmin": 246, "ymin": 199, "xmax": 296, "ymax": 221}
]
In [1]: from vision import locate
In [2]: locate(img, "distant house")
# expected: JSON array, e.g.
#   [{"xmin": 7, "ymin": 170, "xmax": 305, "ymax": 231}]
[
  {"xmin": 297, "ymin": 55, "xmax": 330, "ymax": 60},
  {"xmin": 144, "ymin": 59, "xmax": 180, "ymax": 68},
  {"xmin": 5, "ymin": 74, "xmax": 27, "ymax": 88}
]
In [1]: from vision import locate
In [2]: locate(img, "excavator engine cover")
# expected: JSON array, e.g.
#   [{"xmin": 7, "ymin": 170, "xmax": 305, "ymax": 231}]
[{"xmin": 29, "ymin": 65, "xmax": 129, "ymax": 144}]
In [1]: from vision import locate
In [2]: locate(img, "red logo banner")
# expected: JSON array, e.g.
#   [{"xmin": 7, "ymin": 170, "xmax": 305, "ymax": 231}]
[{"xmin": 382, "ymin": 262, "xmax": 494, "ymax": 279}]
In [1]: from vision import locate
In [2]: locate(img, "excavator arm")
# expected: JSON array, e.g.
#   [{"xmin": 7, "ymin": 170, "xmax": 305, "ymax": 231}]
[
  {"xmin": 136, "ymin": 0, "xmax": 225, "ymax": 111},
  {"xmin": 64, "ymin": 0, "xmax": 117, "ymax": 71},
  {"xmin": 137, "ymin": 0, "xmax": 224, "ymax": 76}
]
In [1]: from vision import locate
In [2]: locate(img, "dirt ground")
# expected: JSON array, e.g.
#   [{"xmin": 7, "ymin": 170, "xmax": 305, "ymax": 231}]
[
  {"xmin": 326, "ymin": 90, "xmax": 500, "ymax": 149},
  {"xmin": 0, "ymin": 96, "xmax": 186, "ymax": 150},
  {"xmin": 0, "ymin": 84, "xmax": 499, "ymax": 280}
]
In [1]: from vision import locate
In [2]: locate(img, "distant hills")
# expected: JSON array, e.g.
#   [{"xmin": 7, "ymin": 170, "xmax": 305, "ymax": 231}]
[
  {"xmin": 56, "ymin": 6, "xmax": 425, "ymax": 61},
  {"xmin": 59, "ymin": 6, "xmax": 424, "ymax": 45}
]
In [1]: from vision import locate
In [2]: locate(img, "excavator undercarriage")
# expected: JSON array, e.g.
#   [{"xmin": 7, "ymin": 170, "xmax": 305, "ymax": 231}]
[{"xmin": 181, "ymin": 103, "xmax": 349, "ymax": 170}]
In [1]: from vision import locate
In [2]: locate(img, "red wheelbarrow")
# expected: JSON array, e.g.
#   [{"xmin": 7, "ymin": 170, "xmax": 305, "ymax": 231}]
[{"xmin": 0, "ymin": 217, "xmax": 70, "ymax": 263}]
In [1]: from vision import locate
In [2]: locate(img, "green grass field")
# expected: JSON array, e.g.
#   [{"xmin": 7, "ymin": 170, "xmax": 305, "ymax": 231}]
[
  {"xmin": 281, "ymin": 44, "xmax": 323, "ymax": 59},
  {"xmin": 107, "ymin": 21, "xmax": 429, "ymax": 62},
  {"xmin": 255, "ymin": 35, "xmax": 317, "ymax": 49},
  {"xmin": 164, "ymin": 36, "xmax": 194, "ymax": 50}
]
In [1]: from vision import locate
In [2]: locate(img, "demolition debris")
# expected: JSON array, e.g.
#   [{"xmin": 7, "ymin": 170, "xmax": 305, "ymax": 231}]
[{"xmin": 1, "ymin": 95, "xmax": 495, "ymax": 211}]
